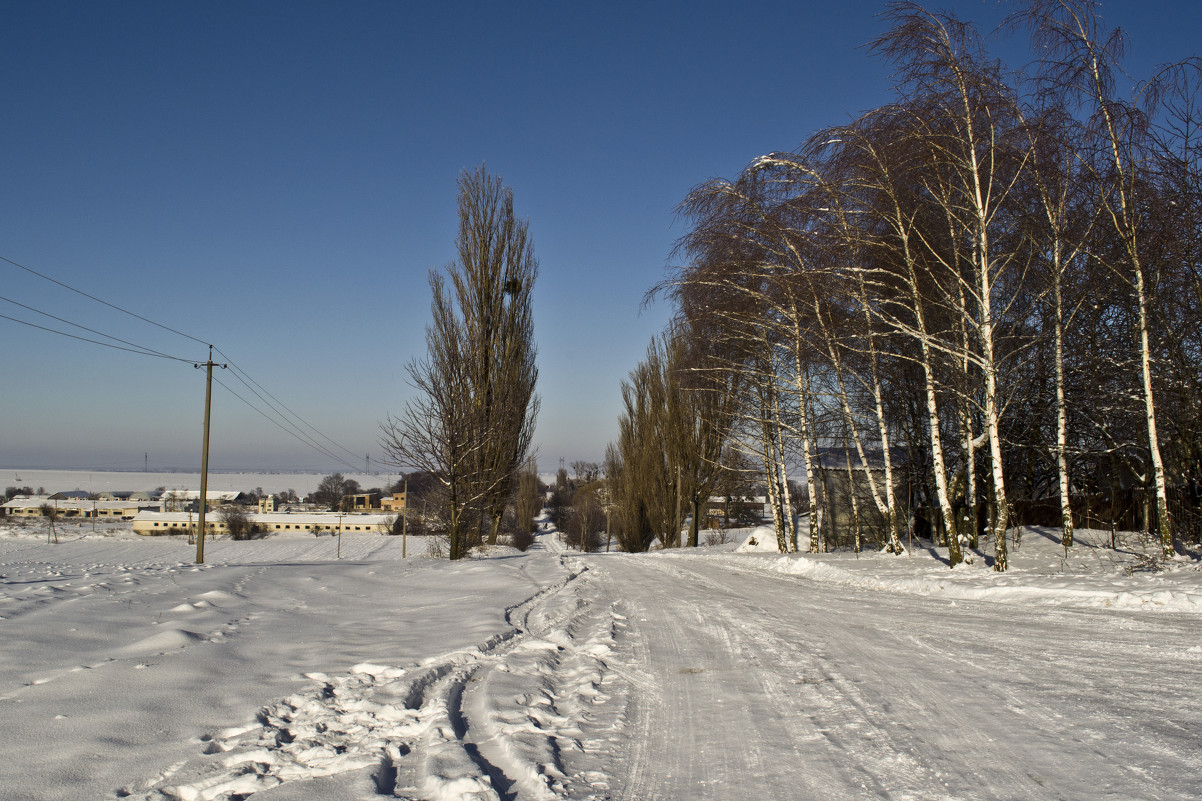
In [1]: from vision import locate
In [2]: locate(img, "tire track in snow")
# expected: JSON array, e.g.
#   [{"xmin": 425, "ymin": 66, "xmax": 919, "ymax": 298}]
[
  {"xmin": 605, "ymin": 557, "xmax": 871, "ymax": 801},
  {"xmin": 636, "ymin": 556, "xmax": 1052, "ymax": 799},
  {"xmin": 637, "ymin": 554, "xmax": 1202, "ymax": 800},
  {"xmin": 121, "ymin": 555, "xmax": 632, "ymax": 801}
]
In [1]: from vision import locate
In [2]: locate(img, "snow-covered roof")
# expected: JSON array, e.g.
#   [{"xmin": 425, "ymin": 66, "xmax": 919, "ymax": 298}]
[
  {"xmin": 4, "ymin": 497, "xmax": 150, "ymax": 511},
  {"xmin": 159, "ymin": 490, "xmax": 245, "ymax": 501},
  {"xmin": 2, "ymin": 495, "xmax": 53, "ymax": 506}
]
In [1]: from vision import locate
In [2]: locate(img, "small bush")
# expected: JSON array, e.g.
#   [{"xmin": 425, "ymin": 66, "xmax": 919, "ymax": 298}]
[{"xmin": 511, "ymin": 527, "xmax": 535, "ymax": 551}]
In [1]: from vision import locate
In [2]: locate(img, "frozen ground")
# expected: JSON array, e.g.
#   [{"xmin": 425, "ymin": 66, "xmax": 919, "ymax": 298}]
[{"xmin": 2, "ymin": 517, "xmax": 1201, "ymax": 800}]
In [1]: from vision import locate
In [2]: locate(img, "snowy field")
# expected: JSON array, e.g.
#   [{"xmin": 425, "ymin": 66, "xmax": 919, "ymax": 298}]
[{"xmin": 3, "ymin": 517, "xmax": 1201, "ymax": 800}]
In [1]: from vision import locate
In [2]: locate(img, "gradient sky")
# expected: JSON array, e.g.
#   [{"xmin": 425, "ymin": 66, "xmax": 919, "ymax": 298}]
[{"xmin": 1, "ymin": 0, "xmax": 1197, "ymax": 474}]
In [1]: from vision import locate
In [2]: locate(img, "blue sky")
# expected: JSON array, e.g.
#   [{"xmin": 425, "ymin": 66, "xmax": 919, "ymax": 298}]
[{"xmin": 1, "ymin": 0, "xmax": 1197, "ymax": 474}]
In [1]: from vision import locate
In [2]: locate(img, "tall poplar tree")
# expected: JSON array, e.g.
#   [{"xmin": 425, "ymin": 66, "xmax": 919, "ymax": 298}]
[{"xmin": 381, "ymin": 166, "xmax": 539, "ymax": 559}]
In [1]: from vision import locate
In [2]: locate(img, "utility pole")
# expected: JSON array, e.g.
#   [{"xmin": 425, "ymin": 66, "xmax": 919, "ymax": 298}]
[
  {"xmin": 402, "ymin": 477, "xmax": 408, "ymax": 559},
  {"xmin": 195, "ymin": 346, "xmax": 227, "ymax": 564}
]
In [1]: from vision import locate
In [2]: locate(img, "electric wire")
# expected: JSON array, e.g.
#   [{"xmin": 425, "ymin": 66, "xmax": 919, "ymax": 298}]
[
  {"xmin": 214, "ymin": 346, "xmax": 369, "ymax": 466},
  {"xmin": 216, "ymin": 361, "xmax": 367, "ymax": 469},
  {"xmin": 208, "ymin": 364, "xmax": 358, "ymax": 468},
  {"xmin": 0, "ymin": 312, "xmax": 195, "ymax": 362},
  {"xmin": 2, "ymin": 253, "xmax": 376, "ymax": 472},
  {"xmin": 1, "ymin": 254, "xmax": 210, "ymax": 347},
  {"xmin": 212, "ymin": 374, "xmax": 364, "ymax": 474},
  {"xmin": 0, "ymin": 294, "xmax": 194, "ymax": 362}
]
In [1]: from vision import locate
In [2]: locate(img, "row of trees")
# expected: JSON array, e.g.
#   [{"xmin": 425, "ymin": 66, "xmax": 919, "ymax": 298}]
[
  {"xmin": 381, "ymin": 167, "xmax": 540, "ymax": 559},
  {"xmin": 604, "ymin": 322, "xmax": 744, "ymax": 552},
  {"xmin": 613, "ymin": 0, "xmax": 1200, "ymax": 570}
]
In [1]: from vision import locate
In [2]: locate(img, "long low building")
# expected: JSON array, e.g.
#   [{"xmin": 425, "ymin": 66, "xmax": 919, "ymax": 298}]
[
  {"xmin": 2, "ymin": 497, "xmax": 152, "ymax": 519},
  {"xmin": 132, "ymin": 511, "xmax": 397, "ymax": 536}
]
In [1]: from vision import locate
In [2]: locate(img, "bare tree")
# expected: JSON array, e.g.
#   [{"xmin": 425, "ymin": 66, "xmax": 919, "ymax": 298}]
[
  {"xmin": 380, "ymin": 167, "xmax": 539, "ymax": 559},
  {"xmin": 313, "ymin": 473, "xmax": 359, "ymax": 511},
  {"xmin": 571, "ymin": 461, "xmax": 601, "ymax": 484},
  {"xmin": 567, "ymin": 481, "xmax": 604, "ymax": 552},
  {"xmin": 514, "ymin": 457, "xmax": 541, "ymax": 539},
  {"xmin": 609, "ymin": 324, "xmax": 739, "ymax": 550},
  {"xmin": 650, "ymin": 0, "xmax": 1200, "ymax": 568},
  {"xmin": 217, "ymin": 504, "xmax": 254, "ymax": 540},
  {"xmin": 41, "ymin": 503, "xmax": 59, "ymax": 544}
]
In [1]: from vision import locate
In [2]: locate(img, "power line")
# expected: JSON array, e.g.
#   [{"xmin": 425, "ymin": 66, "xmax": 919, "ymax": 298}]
[
  {"xmin": 0, "ymin": 294, "xmax": 193, "ymax": 362},
  {"xmin": 0, "ymin": 311, "xmax": 194, "ymax": 362},
  {"xmin": 218, "ymin": 362, "xmax": 367, "ymax": 467},
  {"xmin": 212, "ymin": 372, "xmax": 354, "ymax": 467},
  {"xmin": 214, "ymin": 346, "xmax": 369, "ymax": 466},
  {"xmin": 0, "ymin": 254, "xmax": 209, "ymax": 347},
  {"xmin": 212, "ymin": 375, "xmax": 364, "ymax": 474},
  {"xmin": 2, "ymin": 253, "xmax": 375, "ymax": 471}
]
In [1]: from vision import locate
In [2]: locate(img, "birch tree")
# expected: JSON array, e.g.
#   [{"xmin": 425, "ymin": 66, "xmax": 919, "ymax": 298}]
[
  {"xmin": 1021, "ymin": 0, "xmax": 1175, "ymax": 556},
  {"xmin": 871, "ymin": 3, "xmax": 1032, "ymax": 569}
]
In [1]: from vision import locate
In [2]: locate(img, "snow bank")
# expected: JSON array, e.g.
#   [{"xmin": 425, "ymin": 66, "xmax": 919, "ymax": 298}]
[
  {"xmin": 690, "ymin": 526, "xmax": 1202, "ymax": 614},
  {"xmin": 757, "ymin": 554, "xmax": 1202, "ymax": 612},
  {"xmin": 734, "ymin": 526, "xmax": 785, "ymax": 553}
]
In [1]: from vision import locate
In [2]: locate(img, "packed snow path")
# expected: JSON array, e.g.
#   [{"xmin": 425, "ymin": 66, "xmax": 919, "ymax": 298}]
[
  {"xmin": 602, "ymin": 552, "xmax": 1202, "ymax": 800},
  {"xmin": 2, "ymin": 529, "xmax": 1201, "ymax": 799}
]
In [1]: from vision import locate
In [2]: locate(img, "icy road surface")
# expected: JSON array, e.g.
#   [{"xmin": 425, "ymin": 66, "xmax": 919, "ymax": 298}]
[
  {"xmin": 606, "ymin": 552, "xmax": 1202, "ymax": 800},
  {"xmin": 1, "ymin": 527, "xmax": 1200, "ymax": 800}
]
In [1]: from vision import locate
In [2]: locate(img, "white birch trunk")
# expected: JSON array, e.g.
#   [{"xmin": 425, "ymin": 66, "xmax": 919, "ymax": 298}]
[
  {"xmin": 1136, "ymin": 267, "xmax": 1173, "ymax": 557},
  {"xmin": 769, "ymin": 370, "xmax": 799, "ymax": 552},
  {"xmin": 1053, "ymin": 275, "xmax": 1074, "ymax": 551},
  {"xmin": 758, "ymin": 360, "xmax": 790, "ymax": 554},
  {"xmin": 787, "ymin": 315, "xmax": 821, "ymax": 553},
  {"xmin": 1085, "ymin": 38, "xmax": 1174, "ymax": 556}
]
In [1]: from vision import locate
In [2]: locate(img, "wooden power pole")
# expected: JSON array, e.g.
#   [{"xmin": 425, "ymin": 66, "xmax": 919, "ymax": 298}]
[{"xmin": 195, "ymin": 346, "xmax": 226, "ymax": 564}]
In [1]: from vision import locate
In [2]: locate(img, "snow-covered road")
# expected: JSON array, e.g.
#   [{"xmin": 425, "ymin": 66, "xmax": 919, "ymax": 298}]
[
  {"xmin": 596, "ymin": 553, "xmax": 1202, "ymax": 800},
  {"xmin": 3, "ymin": 527, "xmax": 1201, "ymax": 800}
]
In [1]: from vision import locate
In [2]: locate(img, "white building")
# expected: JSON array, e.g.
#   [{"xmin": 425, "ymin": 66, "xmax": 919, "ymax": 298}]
[
  {"xmin": 1, "ymin": 497, "xmax": 148, "ymax": 519},
  {"xmin": 132, "ymin": 511, "xmax": 396, "ymax": 536}
]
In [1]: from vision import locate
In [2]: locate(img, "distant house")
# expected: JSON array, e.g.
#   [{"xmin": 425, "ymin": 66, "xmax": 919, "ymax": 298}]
[
  {"xmin": 346, "ymin": 493, "xmax": 381, "ymax": 511},
  {"xmin": 2, "ymin": 497, "xmax": 54, "ymax": 517},
  {"xmin": 50, "ymin": 490, "xmax": 91, "ymax": 501},
  {"xmin": 700, "ymin": 496, "xmax": 772, "ymax": 528},
  {"xmin": 380, "ymin": 492, "xmax": 407, "ymax": 513},
  {"xmin": 816, "ymin": 447, "xmax": 911, "ymax": 545},
  {"xmin": 160, "ymin": 490, "xmax": 251, "ymax": 512},
  {"xmin": 1, "ymin": 497, "xmax": 145, "ymax": 519}
]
